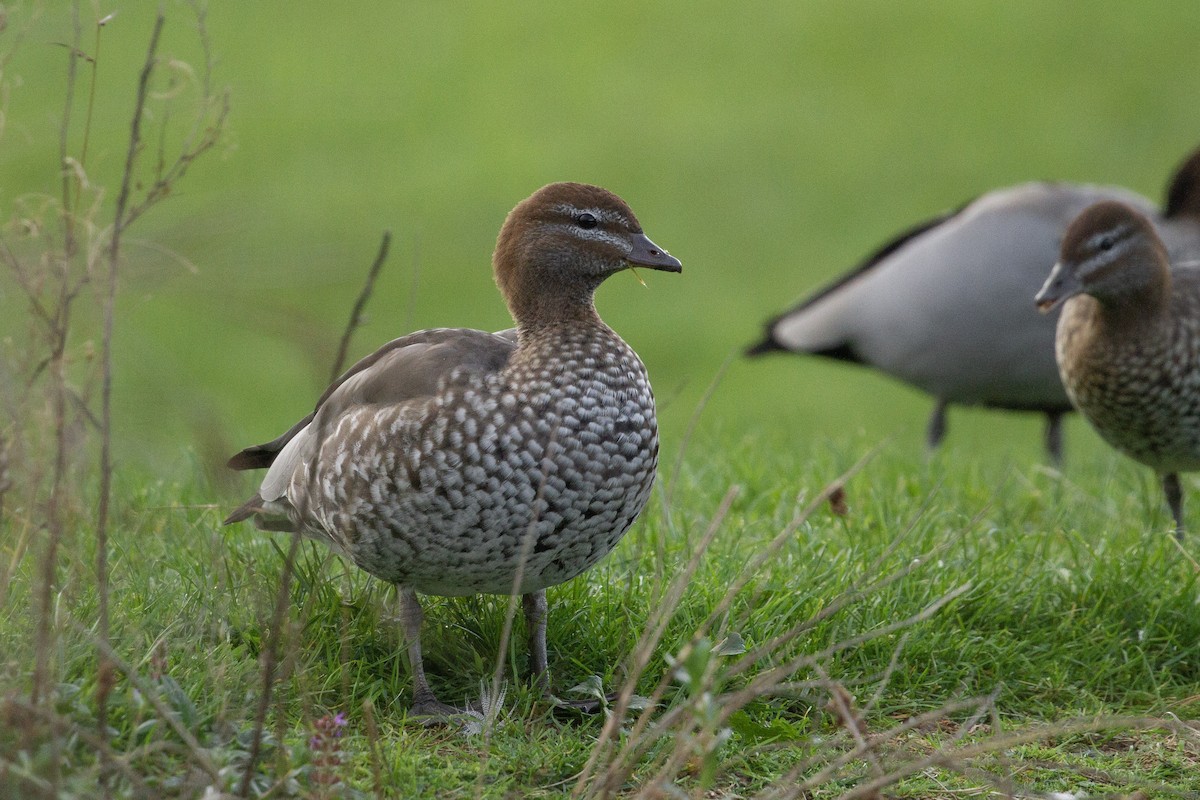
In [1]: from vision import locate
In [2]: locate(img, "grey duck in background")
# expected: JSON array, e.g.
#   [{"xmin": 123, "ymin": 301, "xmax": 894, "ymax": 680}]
[
  {"xmin": 1035, "ymin": 200, "xmax": 1200, "ymax": 537},
  {"xmin": 224, "ymin": 182, "xmax": 681, "ymax": 716},
  {"xmin": 748, "ymin": 146, "xmax": 1200, "ymax": 463}
]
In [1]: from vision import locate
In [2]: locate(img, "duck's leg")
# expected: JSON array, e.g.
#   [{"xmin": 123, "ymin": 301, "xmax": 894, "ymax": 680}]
[
  {"xmin": 1162, "ymin": 472, "xmax": 1185, "ymax": 540},
  {"xmin": 523, "ymin": 590, "xmax": 549, "ymax": 692},
  {"xmin": 926, "ymin": 399, "xmax": 949, "ymax": 451},
  {"xmin": 1044, "ymin": 410, "xmax": 1065, "ymax": 466},
  {"xmin": 398, "ymin": 587, "xmax": 460, "ymax": 717},
  {"xmin": 523, "ymin": 589, "xmax": 614, "ymax": 714}
]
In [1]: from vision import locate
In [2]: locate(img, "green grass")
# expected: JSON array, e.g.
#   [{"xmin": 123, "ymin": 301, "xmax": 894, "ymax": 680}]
[
  {"xmin": 3, "ymin": 1, "xmax": 1200, "ymax": 797},
  {"xmin": 4, "ymin": 440, "xmax": 1200, "ymax": 796}
]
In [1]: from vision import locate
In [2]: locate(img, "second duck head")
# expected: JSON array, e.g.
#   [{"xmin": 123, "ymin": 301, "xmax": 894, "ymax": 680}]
[{"xmin": 1035, "ymin": 200, "xmax": 1171, "ymax": 315}]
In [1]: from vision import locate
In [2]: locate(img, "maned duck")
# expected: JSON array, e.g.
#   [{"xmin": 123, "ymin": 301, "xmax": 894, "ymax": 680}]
[
  {"xmin": 225, "ymin": 182, "xmax": 681, "ymax": 715},
  {"xmin": 748, "ymin": 147, "xmax": 1200, "ymax": 462},
  {"xmin": 1035, "ymin": 200, "xmax": 1200, "ymax": 537}
]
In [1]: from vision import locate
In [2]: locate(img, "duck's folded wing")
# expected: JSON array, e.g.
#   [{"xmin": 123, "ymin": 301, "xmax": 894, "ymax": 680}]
[{"xmin": 227, "ymin": 327, "xmax": 517, "ymax": 471}]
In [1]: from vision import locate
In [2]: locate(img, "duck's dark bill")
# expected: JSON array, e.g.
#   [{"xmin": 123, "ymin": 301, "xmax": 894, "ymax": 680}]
[{"xmin": 628, "ymin": 233, "xmax": 682, "ymax": 272}]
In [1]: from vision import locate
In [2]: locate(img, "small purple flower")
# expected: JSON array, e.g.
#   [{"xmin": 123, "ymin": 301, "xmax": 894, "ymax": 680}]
[{"xmin": 308, "ymin": 712, "xmax": 348, "ymax": 793}]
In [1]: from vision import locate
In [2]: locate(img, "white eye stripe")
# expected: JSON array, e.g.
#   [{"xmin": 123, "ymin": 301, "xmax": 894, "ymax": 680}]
[
  {"xmin": 1085, "ymin": 223, "xmax": 1132, "ymax": 252},
  {"xmin": 551, "ymin": 204, "xmax": 632, "ymax": 228},
  {"xmin": 1080, "ymin": 226, "xmax": 1135, "ymax": 277},
  {"xmin": 549, "ymin": 223, "xmax": 633, "ymax": 253}
]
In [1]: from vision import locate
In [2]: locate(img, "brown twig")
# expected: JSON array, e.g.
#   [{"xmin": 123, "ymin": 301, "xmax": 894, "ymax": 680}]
[
  {"xmin": 58, "ymin": 3, "xmax": 82, "ymax": 257},
  {"xmin": 813, "ymin": 716, "xmax": 1191, "ymax": 800},
  {"xmin": 579, "ymin": 448, "xmax": 965, "ymax": 799},
  {"xmin": 1, "ymin": 697, "xmax": 152, "ymax": 796},
  {"xmin": 65, "ymin": 622, "xmax": 223, "ymax": 783},
  {"xmin": 120, "ymin": 83, "xmax": 230, "ymax": 229},
  {"xmin": 10, "ymin": 4, "xmax": 225, "ymax": 791},
  {"xmin": 0, "ymin": 430, "xmax": 10, "ymax": 526},
  {"xmin": 31, "ymin": 4, "xmax": 84, "ymax": 747},
  {"xmin": 329, "ymin": 231, "xmax": 392, "ymax": 381},
  {"xmin": 757, "ymin": 693, "xmax": 1001, "ymax": 799},
  {"xmin": 825, "ymin": 681, "xmax": 885, "ymax": 783},
  {"xmin": 362, "ymin": 698, "xmax": 386, "ymax": 800},
  {"xmin": 0, "ymin": 232, "xmax": 54, "ymax": 326},
  {"xmin": 77, "ymin": 11, "xmax": 112, "ymax": 192},
  {"xmin": 240, "ymin": 531, "xmax": 303, "ymax": 798},
  {"xmin": 94, "ymin": 11, "xmax": 165, "ymax": 792}
]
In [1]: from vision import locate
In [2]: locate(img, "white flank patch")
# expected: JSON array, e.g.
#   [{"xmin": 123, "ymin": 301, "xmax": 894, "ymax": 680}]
[{"xmin": 260, "ymin": 422, "xmax": 311, "ymax": 501}]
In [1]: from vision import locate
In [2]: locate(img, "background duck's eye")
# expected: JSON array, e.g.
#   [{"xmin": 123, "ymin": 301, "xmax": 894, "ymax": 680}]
[
  {"xmin": 1098, "ymin": 235, "xmax": 1114, "ymax": 252},
  {"xmin": 575, "ymin": 212, "xmax": 598, "ymax": 230}
]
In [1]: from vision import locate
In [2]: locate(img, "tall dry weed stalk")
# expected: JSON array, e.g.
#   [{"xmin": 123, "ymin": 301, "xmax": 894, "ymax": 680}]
[{"xmin": 0, "ymin": 3, "xmax": 227, "ymax": 795}]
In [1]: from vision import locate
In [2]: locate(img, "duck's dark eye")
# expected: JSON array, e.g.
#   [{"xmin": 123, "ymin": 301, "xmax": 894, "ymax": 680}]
[
  {"xmin": 574, "ymin": 212, "xmax": 598, "ymax": 230},
  {"xmin": 1098, "ymin": 235, "xmax": 1114, "ymax": 252}
]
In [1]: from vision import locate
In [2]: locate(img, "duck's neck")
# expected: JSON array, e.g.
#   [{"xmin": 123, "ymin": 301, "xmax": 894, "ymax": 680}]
[
  {"xmin": 1098, "ymin": 267, "xmax": 1172, "ymax": 330},
  {"xmin": 507, "ymin": 282, "xmax": 608, "ymax": 338},
  {"xmin": 515, "ymin": 305, "xmax": 612, "ymax": 344},
  {"xmin": 1096, "ymin": 304, "xmax": 1165, "ymax": 342}
]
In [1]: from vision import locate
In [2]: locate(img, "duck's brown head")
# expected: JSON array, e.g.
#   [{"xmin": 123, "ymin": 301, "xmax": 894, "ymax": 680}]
[
  {"xmin": 493, "ymin": 182, "xmax": 681, "ymax": 326},
  {"xmin": 1035, "ymin": 200, "xmax": 1170, "ymax": 314}
]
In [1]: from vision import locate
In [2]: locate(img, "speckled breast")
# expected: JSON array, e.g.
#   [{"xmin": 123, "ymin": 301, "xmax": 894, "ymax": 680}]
[
  {"xmin": 309, "ymin": 329, "xmax": 658, "ymax": 596},
  {"xmin": 1058, "ymin": 312, "xmax": 1200, "ymax": 473}
]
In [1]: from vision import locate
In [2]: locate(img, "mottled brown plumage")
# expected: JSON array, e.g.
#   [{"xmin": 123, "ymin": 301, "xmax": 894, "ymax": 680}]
[
  {"xmin": 225, "ymin": 182, "xmax": 681, "ymax": 715},
  {"xmin": 1036, "ymin": 200, "xmax": 1200, "ymax": 536}
]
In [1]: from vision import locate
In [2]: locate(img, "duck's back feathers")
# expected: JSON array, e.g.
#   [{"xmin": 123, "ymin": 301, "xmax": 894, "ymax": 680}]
[
  {"xmin": 227, "ymin": 328, "xmax": 518, "ymax": 473},
  {"xmin": 223, "ymin": 327, "xmax": 517, "ymax": 525},
  {"xmin": 1159, "ymin": 147, "xmax": 1200, "ymax": 265},
  {"xmin": 310, "ymin": 327, "xmax": 516, "ymax": 418},
  {"xmin": 1164, "ymin": 146, "xmax": 1200, "ymax": 222}
]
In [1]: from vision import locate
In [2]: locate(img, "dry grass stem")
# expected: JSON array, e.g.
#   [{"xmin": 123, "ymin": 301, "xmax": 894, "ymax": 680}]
[
  {"xmin": 821, "ymin": 716, "xmax": 1195, "ymax": 800},
  {"xmin": 1, "ymin": 697, "xmax": 152, "ymax": 796},
  {"xmin": 362, "ymin": 698, "xmax": 387, "ymax": 800},
  {"xmin": 575, "ymin": 450, "xmax": 992, "ymax": 800},
  {"xmin": 574, "ymin": 484, "xmax": 739, "ymax": 796},
  {"xmin": 240, "ymin": 532, "xmax": 303, "ymax": 798},
  {"xmin": 93, "ymin": 11, "xmax": 164, "ymax": 789},
  {"xmin": 330, "ymin": 230, "xmax": 393, "ymax": 381},
  {"xmin": 69, "ymin": 621, "xmax": 222, "ymax": 782}
]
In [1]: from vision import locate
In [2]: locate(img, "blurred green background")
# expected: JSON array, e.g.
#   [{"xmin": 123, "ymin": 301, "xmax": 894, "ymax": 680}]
[{"xmin": 3, "ymin": 1, "xmax": 1200, "ymax": 479}]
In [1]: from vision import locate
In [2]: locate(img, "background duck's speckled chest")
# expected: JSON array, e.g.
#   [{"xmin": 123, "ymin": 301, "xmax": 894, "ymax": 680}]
[
  {"xmin": 304, "ymin": 323, "xmax": 659, "ymax": 595},
  {"xmin": 1058, "ymin": 300, "xmax": 1200, "ymax": 472}
]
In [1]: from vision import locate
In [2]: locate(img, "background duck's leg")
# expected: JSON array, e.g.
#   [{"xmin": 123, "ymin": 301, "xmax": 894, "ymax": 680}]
[
  {"xmin": 523, "ymin": 590, "xmax": 549, "ymax": 692},
  {"xmin": 926, "ymin": 399, "xmax": 949, "ymax": 451},
  {"xmin": 1162, "ymin": 472, "xmax": 1185, "ymax": 540},
  {"xmin": 1044, "ymin": 410, "xmax": 1065, "ymax": 466},
  {"xmin": 399, "ymin": 586, "xmax": 458, "ymax": 716}
]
